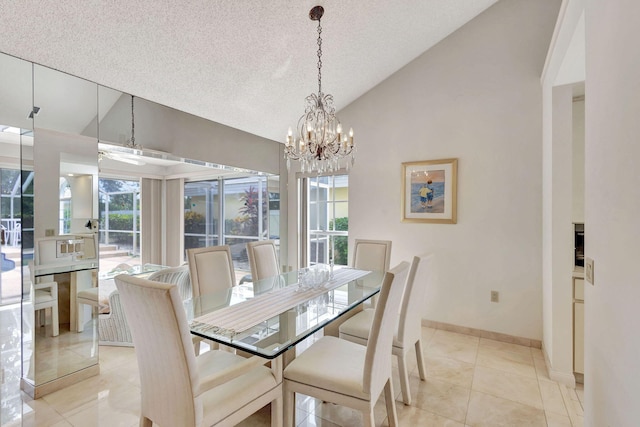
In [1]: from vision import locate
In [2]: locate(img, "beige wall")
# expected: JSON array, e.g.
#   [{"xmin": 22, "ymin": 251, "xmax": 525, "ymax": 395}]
[
  {"xmin": 337, "ymin": 0, "xmax": 560, "ymax": 340},
  {"xmin": 584, "ymin": 0, "xmax": 640, "ymax": 424}
]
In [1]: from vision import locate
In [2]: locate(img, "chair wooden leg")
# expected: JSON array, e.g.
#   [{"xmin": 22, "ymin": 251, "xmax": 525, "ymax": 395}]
[
  {"xmin": 77, "ymin": 303, "xmax": 84, "ymax": 332},
  {"xmin": 272, "ymin": 394, "xmax": 283, "ymax": 427},
  {"xmin": 384, "ymin": 379, "xmax": 398, "ymax": 427},
  {"xmin": 415, "ymin": 339, "xmax": 427, "ymax": 380},
  {"xmin": 363, "ymin": 407, "xmax": 375, "ymax": 427},
  {"xmin": 397, "ymin": 354, "xmax": 412, "ymax": 405},
  {"xmin": 139, "ymin": 416, "xmax": 152, "ymax": 427},
  {"xmin": 284, "ymin": 387, "xmax": 295, "ymax": 427}
]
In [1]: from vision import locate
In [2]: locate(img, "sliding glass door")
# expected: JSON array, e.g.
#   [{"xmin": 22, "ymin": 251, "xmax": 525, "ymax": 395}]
[{"xmin": 184, "ymin": 175, "xmax": 278, "ymax": 282}]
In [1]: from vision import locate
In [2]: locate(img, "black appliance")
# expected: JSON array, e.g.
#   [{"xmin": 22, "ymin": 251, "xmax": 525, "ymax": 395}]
[{"xmin": 574, "ymin": 223, "xmax": 585, "ymax": 267}]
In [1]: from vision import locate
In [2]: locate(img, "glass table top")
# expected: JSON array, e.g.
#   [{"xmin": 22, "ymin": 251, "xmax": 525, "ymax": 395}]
[
  {"xmin": 186, "ymin": 267, "xmax": 384, "ymax": 359},
  {"xmin": 98, "ymin": 263, "xmax": 166, "ymax": 280}
]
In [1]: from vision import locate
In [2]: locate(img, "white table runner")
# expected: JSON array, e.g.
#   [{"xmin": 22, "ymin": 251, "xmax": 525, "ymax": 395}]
[{"xmin": 190, "ymin": 268, "xmax": 370, "ymax": 337}]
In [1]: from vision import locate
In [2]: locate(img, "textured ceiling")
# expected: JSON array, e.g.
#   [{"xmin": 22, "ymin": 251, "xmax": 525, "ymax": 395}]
[{"xmin": 0, "ymin": 0, "xmax": 498, "ymax": 143}]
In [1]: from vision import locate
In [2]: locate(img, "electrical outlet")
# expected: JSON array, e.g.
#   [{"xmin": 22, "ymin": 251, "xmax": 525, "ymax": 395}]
[{"xmin": 491, "ymin": 290, "xmax": 499, "ymax": 303}]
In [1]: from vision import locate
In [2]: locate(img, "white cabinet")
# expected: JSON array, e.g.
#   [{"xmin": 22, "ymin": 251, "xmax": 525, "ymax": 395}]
[{"xmin": 573, "ymin": 277, "xmax": 584, "ymax": 375}]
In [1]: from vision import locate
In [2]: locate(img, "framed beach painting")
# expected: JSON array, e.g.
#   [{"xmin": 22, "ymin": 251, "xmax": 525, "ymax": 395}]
[{"xmin": 401, "ymin": 158, "xmax": 458, "ymax": 224}]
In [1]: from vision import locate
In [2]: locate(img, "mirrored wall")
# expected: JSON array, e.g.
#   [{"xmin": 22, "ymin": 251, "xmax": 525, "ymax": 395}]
[{"xmin": 1, "ymin": 50, "xmax": 287, "ymax": 401}]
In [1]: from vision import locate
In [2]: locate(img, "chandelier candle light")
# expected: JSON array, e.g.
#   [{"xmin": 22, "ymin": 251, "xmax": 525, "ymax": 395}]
[{"xmin": 285, "ymin": 5, "xmax": 355, "ymax": 174}]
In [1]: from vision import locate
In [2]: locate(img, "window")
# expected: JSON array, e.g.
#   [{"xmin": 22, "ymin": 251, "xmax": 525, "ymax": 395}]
[
  {"xmin": 98, "ymin": 178, "xmax": 141, "ymax": 255},
  {"xmin": 302, "ymin": 174, "xmax": 349, "ymax": 267},
  {"xmin": 1, "ymin": 167, "xmax": 27, "ymax": 305},
  {"xmin": 184, "ymin": 180, "xmax": 219, "ymax": 249},
  {"xmin": 59, "ymin": 177, "xmax": 71, "ymax": 235},
  {"xmin": 184, "ymin": 175, "xmax": 278, "ymax": 281}
]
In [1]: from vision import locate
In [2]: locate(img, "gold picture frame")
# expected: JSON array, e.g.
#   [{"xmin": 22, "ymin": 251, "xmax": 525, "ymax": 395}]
[{"xmin": 401, "ymin": 158, "xmax": 458, "ymax": 224}]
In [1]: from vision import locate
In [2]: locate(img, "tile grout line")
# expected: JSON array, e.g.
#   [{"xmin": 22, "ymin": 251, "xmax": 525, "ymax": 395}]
[
  {"xmin": 463, "ymin": 337, "xmax": 481, "ymax": 426},
  {"xmin": 558, "ymin": 382, "xmax": 581, "ymax": 427}
]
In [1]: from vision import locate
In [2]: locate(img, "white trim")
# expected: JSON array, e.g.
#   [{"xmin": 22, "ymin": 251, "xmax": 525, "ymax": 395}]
[{"xmin": 543, "ymin": 343, "xmax": 576, "ymax": 387}]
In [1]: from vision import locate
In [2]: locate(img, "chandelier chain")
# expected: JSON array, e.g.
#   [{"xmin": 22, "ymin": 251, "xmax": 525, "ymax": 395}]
[
  {"xmin": 317, "ymin": 18, "xmax": 322, "ymax": 95},
  {"xmin": 130, "ymin": 95, "xmax": 135, "ymax": 147}
]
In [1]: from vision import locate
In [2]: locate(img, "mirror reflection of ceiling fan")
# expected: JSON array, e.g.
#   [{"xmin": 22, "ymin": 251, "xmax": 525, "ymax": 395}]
[{"xmin": 98, "ymin": 150, "xmax": 146, "ymax": 166}]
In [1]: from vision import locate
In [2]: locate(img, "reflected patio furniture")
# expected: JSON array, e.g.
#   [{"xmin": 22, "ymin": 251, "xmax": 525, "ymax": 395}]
[{"xmin": 98, "ymin": 263, "xmax": 167, "ymax": 347}]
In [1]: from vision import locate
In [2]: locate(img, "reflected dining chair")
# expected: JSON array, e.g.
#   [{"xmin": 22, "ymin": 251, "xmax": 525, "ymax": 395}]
[
  {"xmin": 283, "ymin": 261, "xmax": 410, "ymax": 427},
  {"xmin": 340, "ymin": 255, "xmax": 432, "ymax": 405},
  {"xmin": 28, "ymin": 261, "xmax": 59, "ymax": 337},
  {"xmin": 114, "ymin": 274, "xmax": 283, "ymax": 427},
  {"xmin": 246, "ymin": 240, "xmax": 280, "ymax": 282}
]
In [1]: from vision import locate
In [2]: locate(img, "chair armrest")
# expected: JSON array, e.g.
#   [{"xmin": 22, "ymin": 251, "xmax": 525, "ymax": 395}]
[{"xmin": 195, "ymin": 355, "xmax": 269, "ymax": 396}]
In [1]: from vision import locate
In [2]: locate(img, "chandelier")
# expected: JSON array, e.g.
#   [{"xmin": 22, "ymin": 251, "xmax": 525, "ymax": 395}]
[{"xmin": 285, "ymin": 5, "xmax": 355, "ymax": 174}]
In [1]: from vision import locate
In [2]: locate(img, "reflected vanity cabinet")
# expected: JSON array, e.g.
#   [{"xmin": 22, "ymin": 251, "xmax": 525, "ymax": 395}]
[{"xmin": 573, "ymin": 274, "xmax": 585, "ymax": 377}]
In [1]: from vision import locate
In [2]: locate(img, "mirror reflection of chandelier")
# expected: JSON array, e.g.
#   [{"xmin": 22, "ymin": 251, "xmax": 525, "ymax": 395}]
[{"xmin": 285, "ymin": 5, "xmax": 355, "ymax": 174}]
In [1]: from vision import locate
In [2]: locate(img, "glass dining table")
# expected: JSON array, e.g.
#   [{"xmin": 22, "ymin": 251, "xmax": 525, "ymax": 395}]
[{"xmin": 186, "ymin": 267, "xmax": 384, "ymax": 359}]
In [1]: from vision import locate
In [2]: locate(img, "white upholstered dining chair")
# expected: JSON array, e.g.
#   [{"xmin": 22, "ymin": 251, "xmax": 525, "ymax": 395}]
[
  {"xmin": 324, "ymin": 238, "xmax": 393, "ymax": 337},
  {"xmin": 187, "ymin": 248, "xmax": 237, "ymax": 356},
  {"xmin": 114, "ymin": 274, "xmax": 283, "ymax": 427},
  {"xmin": 283, "ymin": 261, "xmax": 410, "ymax": 427},
  {"xmin": 352, "ymin": 239, "xmax": 392, "ymax": 273},
  {"xmin": 246, "ymin": 239, "xmax": 280, "ymax": 282},
  {"xmin": 187, "ymin": 245, "xmax": 236, "ymax": 297},
  {"xmin": 340, "ymin": 255, "xmax": 432, "ymax": 405}
]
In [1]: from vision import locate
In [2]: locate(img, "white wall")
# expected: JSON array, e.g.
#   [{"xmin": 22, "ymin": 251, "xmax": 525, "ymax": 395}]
[
  {"xmin": 33, "ymin": 129, "xmax": 98, "ymax": 238},
  {"xmin": 549, "ymin": 84, "xmax": 575, "ymax": 381},
  {"xmin": 584, "ymin": 0, "xmax": 640, "ymax": 425},
  {"xmin": 540, "ymin": 0, "xmax": 586, "ymax": 386},
  {"xmin": 572, "ymin": 98, "xmax": 585, "ymax": 222},
  {"xmin": 337, "ymin": 0, "xmax": 560, "ymax": 340}
]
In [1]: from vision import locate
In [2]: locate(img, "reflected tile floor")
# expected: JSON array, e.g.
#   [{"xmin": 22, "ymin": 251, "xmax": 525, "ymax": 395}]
[{"xmin": 0, "ymin": 303, "xmax": 584, "ymax": 426}]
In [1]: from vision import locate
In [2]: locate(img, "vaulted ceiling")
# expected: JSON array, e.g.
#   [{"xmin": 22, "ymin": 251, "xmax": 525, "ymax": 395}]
[{"xmin": 0, "ymin": 0, "xmax": 499, "ymax": 142}]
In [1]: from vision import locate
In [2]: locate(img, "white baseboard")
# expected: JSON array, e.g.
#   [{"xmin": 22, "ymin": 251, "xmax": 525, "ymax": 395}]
[
  {"xmin": 542, "ymin": 344, "xmax": 576, "ymax": 388},
  {"xmin": 421, "ymin": 319, "xmax": 542, "ymax": 348}
]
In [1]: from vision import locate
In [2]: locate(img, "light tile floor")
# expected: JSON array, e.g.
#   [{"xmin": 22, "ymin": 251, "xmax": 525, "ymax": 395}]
[{"xmin": 1, "ymin": 302, "xmax": 584, "ymax": 426}]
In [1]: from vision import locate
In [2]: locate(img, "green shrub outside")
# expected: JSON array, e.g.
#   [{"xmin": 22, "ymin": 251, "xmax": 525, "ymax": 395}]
[{"xmin": 330, "ymin": 217, "xmax": 349, "ymax": 266}]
